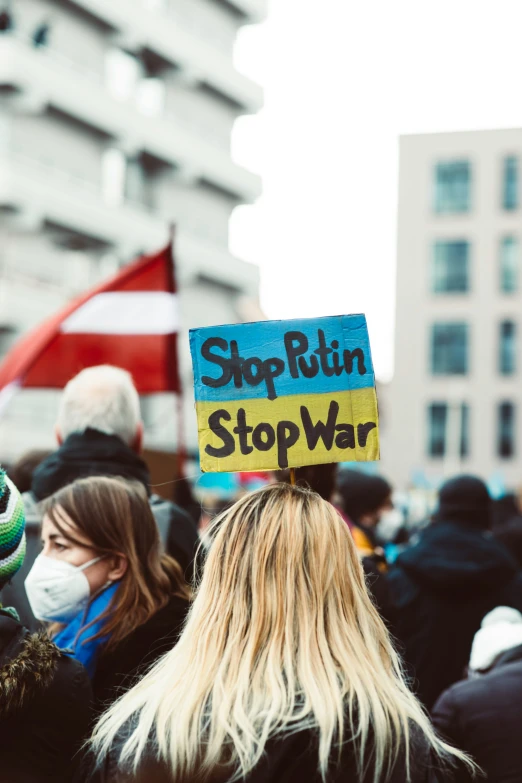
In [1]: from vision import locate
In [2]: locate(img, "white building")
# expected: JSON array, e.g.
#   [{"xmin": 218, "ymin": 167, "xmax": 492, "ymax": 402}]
[
  {"xmin": 383, "ymin": 129, "xmax": 522, "ymax": 491},
  {"xmin": 0, "ymin": 0, "xmax": 265, "ymax": 461}
]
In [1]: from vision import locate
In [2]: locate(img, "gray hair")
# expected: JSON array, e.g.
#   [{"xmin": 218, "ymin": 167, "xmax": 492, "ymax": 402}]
[{"xmin": 57, "ymin": 366, "xmax": 141, "ymax": 446}]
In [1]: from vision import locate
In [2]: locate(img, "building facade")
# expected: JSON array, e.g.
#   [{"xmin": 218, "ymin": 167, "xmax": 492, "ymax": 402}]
[
  {"xmin": 0, "ymin": 0, "xmax": 265, "ymax": 461},
  {"xmin": 384, "ymin": 129, "xmax": 522, "ymax": 490}
]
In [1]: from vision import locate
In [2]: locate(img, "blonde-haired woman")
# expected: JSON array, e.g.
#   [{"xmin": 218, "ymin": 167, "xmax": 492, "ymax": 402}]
[{"xmin": 92, "ymin": 483, "xmax": 472, "ymax": 783}]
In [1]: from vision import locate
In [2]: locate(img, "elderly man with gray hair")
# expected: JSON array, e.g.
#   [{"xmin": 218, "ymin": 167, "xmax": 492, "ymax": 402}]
[{"xmin": 6, "ymin": 366, "xmax": 198, "ymax": 627}]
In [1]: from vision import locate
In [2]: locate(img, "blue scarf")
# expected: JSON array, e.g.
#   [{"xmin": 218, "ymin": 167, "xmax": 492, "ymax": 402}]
[{"xmin": 54, "ymin": 581, "xmax": 120, "ymax": 678}]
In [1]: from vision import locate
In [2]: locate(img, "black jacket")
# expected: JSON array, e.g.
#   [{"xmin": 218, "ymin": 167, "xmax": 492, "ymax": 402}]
[
  {"xmin": 93, "ymin": 722, "xmax": 447, "ymax": 783},
  {"xmin": 31, "ymin": 429, "xmax": 199, "ymax": 576},
  {"xmin": 387, "ymin": 520, "xmax": 522, "ymax": 709},
  {"xmin": 92, "ymin": 595, "xmax": 189, "ymax": 710},
  {"xmin": 432, "ymin": 644, "xmax": 522, "ymax": 782},
  {"xmin": 0, "ymin": 609, "xmax": 92, "ymax": 782}
]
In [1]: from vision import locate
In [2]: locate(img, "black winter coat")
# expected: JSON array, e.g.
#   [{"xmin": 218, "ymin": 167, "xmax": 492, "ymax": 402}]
[
  {"xmin": 92, "ymin": 595, "xmax": 189, "ymax": 710},
  {"xmin": 432, "ymin": 643, "xmax": 522, "ymax": 782},
  {"xmin": 386, "ymin": 520, "xmax": 522, "ymax": 709},
  {"xmin": 92, "ymin": 722, "xmax": 448, "ymax": 783},
  {"xmin": 31, "ymin": 429, "xmax": 199, "ymax": 576},
  {"xmin": 0, "ymin": 609, "xmax": 92, "ymax": 782}
]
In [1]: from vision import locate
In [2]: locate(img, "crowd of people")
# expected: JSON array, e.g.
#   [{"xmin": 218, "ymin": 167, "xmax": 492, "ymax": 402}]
[{"xmin": 1, "ymin": 364, "xmax": 522, "ymax": 781}]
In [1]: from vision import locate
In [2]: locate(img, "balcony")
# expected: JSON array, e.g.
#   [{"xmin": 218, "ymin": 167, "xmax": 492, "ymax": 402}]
[
  {"xmin": 226, "ymin": 0, "xmax": 269, "ymax": 22},
  {"xmin": 0, "ymin": 153, "xmax": 259, "ymax": 296},
  {"xmin": 71, "ymin": 0, "xmax": 263, "ymax": 113},
  {"xmin": 0, "ymin": 38, "xmax": 261, "ymax": 203}
]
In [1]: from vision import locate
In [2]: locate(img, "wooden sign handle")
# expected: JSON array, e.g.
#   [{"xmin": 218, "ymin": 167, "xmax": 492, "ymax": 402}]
[{"xmin": 290, "ymin": 468, "xmax": 296, "ymax": 486}]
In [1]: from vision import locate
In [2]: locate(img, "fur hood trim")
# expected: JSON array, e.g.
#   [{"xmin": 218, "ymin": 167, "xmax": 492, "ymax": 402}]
[{"xmin": 0, "ymin": 628, "xmax": 60, "ymax": 715}]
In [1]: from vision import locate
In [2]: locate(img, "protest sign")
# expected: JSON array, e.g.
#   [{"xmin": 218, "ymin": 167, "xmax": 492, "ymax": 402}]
[{"xmin": 190, "ymin": 314, "xmax": 379, "ymax": 473}]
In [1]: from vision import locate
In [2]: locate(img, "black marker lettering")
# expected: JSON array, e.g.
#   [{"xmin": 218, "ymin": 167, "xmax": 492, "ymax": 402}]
[
  {"xmin": 229, "ymin": 341, "xmax": 244, "ymax": 388},
  {"xmin": 233, "ymin": 408, "xmax": 253, "ymax": 455},
  {"xmin": 343, "ymin": 348, "xmax": 367, "ymax": 375},
  {"xmin": 276, "ymin": 421, "xmax": 300, "ymax": 469},
  {"xmin": 284, "ymin": 331, "xmax": 309, "ymax": 378},
  {"xmin": 335, "ymin": 425, "xmax": 355, "ymax": 449},
  {"xmin": 313, "ymin": 329, "xmax": 335, "ymax": 377},
  {"xmin": 298, "ymin": 354, "xmax": 319, "ymax": 378},
  {"xmin": 205, "ymin": 410, "xmax": 235, "ymax": 458},
  {"xmin": 357, "ymin": 422, "xmax": 377, "ymax": 447},
  {"xmin": 300, "ymin": 401, "xmax": 339, "ymax": 450},
  {"xmin": 201, "ymin": 338, "xmax": 232, "ymax": 388},
  {"xmin": 252, "ymin": 422, "xmax": 276, "ymax": 452},
  {"xmin": 259, "ymin": 358, "xmax": 285, "ymax": 401}
]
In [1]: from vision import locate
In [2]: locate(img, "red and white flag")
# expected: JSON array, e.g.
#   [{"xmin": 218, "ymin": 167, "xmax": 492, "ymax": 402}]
[{"xmin": 0, "ymin": 239, "xmax": 180, "ymax": 411}]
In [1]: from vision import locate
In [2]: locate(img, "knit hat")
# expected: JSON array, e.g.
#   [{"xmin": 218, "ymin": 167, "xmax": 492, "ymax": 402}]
[
  {"xmin": 0, "ymin": 470, "xmax": 26, "ymax": 586},
  {"xmin": 435, "ymin": 474, "xmax": 491, "ymax": 529},
  {"xmin": 469, "ymin": 606, "xmax": 522, "ymax": 672},
  {"xmin": 337, "ymin": 470, "xmax": 392, "ymax": 524}
]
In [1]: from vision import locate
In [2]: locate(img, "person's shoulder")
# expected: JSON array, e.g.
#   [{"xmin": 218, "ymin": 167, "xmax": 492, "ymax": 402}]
[{"xmin": 149, "ymin": 495, "xmax": 194, "ymax": 527}]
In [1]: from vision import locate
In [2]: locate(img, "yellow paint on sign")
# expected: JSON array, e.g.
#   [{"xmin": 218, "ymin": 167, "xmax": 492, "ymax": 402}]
[{"xmin": 197, "ymin": 387, "xmax": 379, "ymax": 473}]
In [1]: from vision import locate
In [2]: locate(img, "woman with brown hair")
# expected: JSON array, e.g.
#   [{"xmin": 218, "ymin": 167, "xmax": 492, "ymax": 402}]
[{"xmin": 24, "ymin": 475, "xmax": 190, "ymax": 709}]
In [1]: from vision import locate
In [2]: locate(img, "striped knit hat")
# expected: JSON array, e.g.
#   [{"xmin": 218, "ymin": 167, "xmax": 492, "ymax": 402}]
[{"xmin": 0, "ymin": 469, "xmax": 26, "ymax": 586}]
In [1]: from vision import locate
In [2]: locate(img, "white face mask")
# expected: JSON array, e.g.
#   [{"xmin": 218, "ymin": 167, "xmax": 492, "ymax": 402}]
[
  {"xmin": 24, "ymin": 553, "xmax": 104, "ymax": 623},
  {"xmin": 376, "ymin": 508, "xmax": 404, "ymax": 542}
]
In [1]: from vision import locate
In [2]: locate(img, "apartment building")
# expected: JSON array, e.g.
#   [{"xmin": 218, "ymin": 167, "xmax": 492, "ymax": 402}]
[
  {"xmin": 0, "ymin": 0, "xmax": 266, "ymax": 460},
  {"xmin": 384, "ymin": 129, "xmax": 522, "ymax": 490}
]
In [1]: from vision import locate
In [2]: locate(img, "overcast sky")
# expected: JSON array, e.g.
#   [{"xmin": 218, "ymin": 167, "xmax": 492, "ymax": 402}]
[{"xmin": 230, "ymin": 0, "xmax": 522, "ymax": 381}]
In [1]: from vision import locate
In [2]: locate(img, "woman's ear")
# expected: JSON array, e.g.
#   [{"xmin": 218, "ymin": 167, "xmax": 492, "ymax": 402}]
[{"xmin": 107, "ymin": 554, "xmax": 128, "ymax": 582}]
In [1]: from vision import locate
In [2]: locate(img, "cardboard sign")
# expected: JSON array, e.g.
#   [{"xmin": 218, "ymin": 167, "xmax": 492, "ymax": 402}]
[{"xmin": 190, "ymin": 315, "xmax": 380, "ymax": 473}]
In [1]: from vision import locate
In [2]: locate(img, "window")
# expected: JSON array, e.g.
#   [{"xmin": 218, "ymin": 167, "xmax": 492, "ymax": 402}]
[
  {"xmin": 500, "ymin": 237, "xmax": 518, "ymax": 293},
  {"xmin": 427, "ymin": 402, "xmax": 469, "ymax": 458},
  {"xmin": 102, "ymin": 148, "xmax": 126, "ymax": 207},
  {"xmin": 503, "ymin": 156, "xmax": 518, "ymax": 210},
  {"xmin": 499, "ymin": 320, "xmax": 516, "ymax": 375},
  {"xmin": 460, "ymin": 403, "xmax": 470, "ymax": 458},
  {"xmin": 428, "ymin": 403, "xmax": 447, "ymax": 457},
  {"xmin": 431, "ymin": 323, "xmax": 468, "ymax": 375},
  {"xmin": 434, "ymin": 161, "xmax": 471, "ymax": 213},
  {"xmin": 105, "ymin": 49, "xmax": 142, "ymax": 102},
  {"xmin": 498, "ymin": 402, "xmax": 515, "ymax": 458},
  {"xmin": 433, "ymin": 240, "xmax": 469, "ymax": 292}
]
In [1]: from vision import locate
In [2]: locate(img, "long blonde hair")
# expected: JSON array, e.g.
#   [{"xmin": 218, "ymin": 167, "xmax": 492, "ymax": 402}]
[{"xmin": 92, "ymin": 483, "xmax": 470, "ymax": 781}]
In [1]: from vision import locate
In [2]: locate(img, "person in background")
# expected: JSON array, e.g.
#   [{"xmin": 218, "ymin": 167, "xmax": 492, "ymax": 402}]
[
  {"xmin": 279, "ymin": 462, "xmax": 337, "ymax": 500},
  {"xmin": 495, "ymin": 520, "xmax": 522, "ymax": 568},
  {"xmin": 491, "ymin": 492, "xmax": 522, "ymax": 530},
  {"xmin": 24, "ymin": 475, "xmax": 190, "ymax": 711},
  {"xmin": 336, "ymin": 469, "xmax": 393, "ymax": 558},
  {"xmin": 90, "ymin": 483, "xmax": 472, "ymax": 783},
  {"xmin": 0, "ymin": 468, "xmax": 92, "ymax": 782},
  {"xmin": 433, "ymin": 606, "xmax": 522, "ymax": 782},
  {"xmin": 8, "ymin": 450, "xmax": 52, "ymax": 494},
  {"xmin": 492, "ymin": 492, "xmax": 522, "ymax": 568},
  {"xmin": 387, "ymin": 475, "xmax": 522, "ymax": 710},
  {"xmin": 20, "ymin": 366, "xmax": 198, "ymax": 600},
  {"xmin": 172, "ymin": 475, "xmax": 201, "ymax": 527}
]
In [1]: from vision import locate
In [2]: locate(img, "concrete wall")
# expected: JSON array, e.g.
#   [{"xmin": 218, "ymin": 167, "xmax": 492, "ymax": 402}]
[
  {"xmin": 383, "ymin": 129, "xmax": 522, "ymax": 490},
  {"xmin": 170, "ymin": 0, "xmax": 240, "ymax": 57},
  {"xmin": 11, "ymin": 111, "xmax": 106, "ymax": 189},
  {"xmin": 164, "ymin": 78, "xmax": 237, "ymax": 152},
  {"xmin": 17, "ymin": 0, "xmax": 109, "ymax": 79},
  {"xmin": 154, "ymin": 177, "xmax": 236, "ymax": 246}
]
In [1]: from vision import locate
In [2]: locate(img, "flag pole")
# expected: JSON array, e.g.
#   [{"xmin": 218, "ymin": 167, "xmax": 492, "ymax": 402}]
[{"xmin": 169, "ymin": 224, "xmax": 186, "ymax": 482}]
